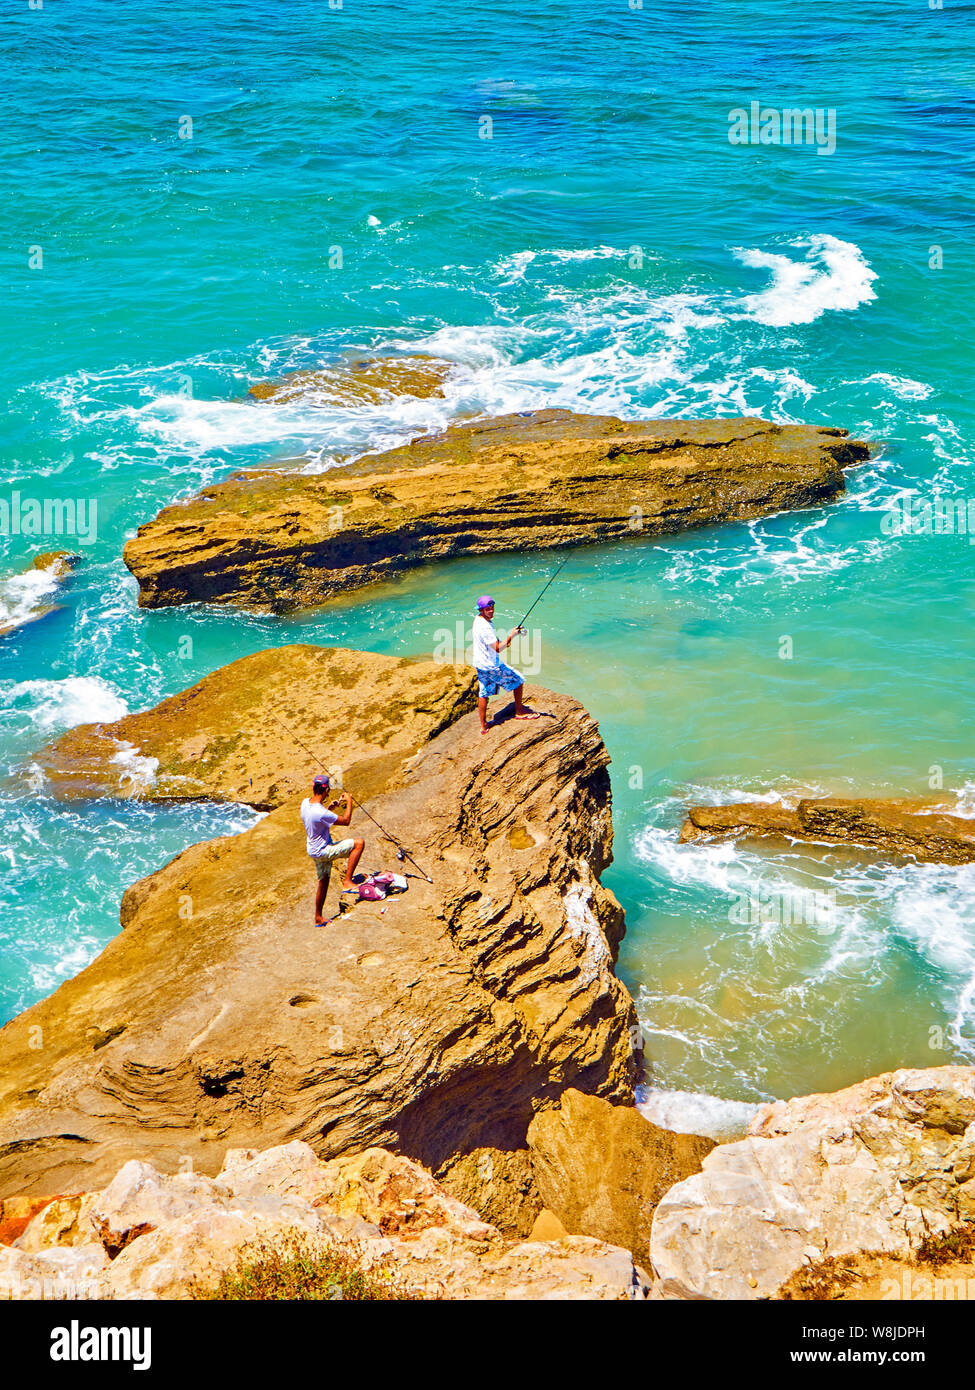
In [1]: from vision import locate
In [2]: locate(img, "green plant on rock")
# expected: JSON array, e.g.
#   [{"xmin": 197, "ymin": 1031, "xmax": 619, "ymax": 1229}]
[{"xmin": 194, "ymin": 1233, "xmax": 423, "ymax": 1301}]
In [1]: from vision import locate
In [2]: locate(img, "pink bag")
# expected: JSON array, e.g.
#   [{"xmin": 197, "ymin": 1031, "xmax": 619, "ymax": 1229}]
[
  {"xmin": 357, "ymin": 877, "xmax": 387, "ymax": 902},
  {"xmin": 371, "ymin": 872, "xmax": 408, "ymax": 892}
]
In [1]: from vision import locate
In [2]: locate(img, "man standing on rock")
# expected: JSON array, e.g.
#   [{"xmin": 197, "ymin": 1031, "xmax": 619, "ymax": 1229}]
[
  {"xmin": 300, "ymin": 774, "xmax": 365, "ymax": 925},
  {"xmin": 472, "ymin": 595, "xmax": 541, "ymax": 735}
]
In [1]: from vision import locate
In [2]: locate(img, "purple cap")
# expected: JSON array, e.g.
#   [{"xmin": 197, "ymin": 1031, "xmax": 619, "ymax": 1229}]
[
  {"xmin": 476, "ymin": 595, "xmax": 494, "ymax": 610},
  {"xmin": 313, "ymin": 774, "xmax": 330, "ymax": 791}
]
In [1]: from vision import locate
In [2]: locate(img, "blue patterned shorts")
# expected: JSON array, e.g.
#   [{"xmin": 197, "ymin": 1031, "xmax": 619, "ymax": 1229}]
[{"xmin": 476, "ymin": 662, "xmax": 524, "ymax": 698}]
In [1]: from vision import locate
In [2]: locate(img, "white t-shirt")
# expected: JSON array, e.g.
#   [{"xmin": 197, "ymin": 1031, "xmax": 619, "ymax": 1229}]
[
  {"xmin": 472, "ymin": 615, "xmax": 500, "ymax": 670},
  {"xmin": 300, "ymin": 798, "xmax": 339, "ymax": 856}
]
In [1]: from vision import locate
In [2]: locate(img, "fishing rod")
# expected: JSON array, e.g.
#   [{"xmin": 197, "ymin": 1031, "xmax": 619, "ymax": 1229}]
[
  {"xmin": 270, "ymin": 711, "xmax": 434, "ymax": 884},
  {"xmin": 514, "ymin": 555, "xmax": 571, "ymax": 631}
]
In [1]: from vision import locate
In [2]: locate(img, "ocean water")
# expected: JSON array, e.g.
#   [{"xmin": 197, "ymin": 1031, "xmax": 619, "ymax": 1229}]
[{"xmin": 3, "ymin": 0, "xmax": 974, "ymax": 1129}]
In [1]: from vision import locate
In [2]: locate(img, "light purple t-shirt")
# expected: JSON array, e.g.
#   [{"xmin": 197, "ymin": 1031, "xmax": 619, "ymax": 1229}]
[{"xmin": 300, "ymin": 798, "xmax": 339, "ymax": 856}]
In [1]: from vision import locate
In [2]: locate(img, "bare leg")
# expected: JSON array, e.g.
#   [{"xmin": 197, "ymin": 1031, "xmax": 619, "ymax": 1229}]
[
  {"xmin": 478, "ymin": 694, "xmax": 490, "ymax": 734},
  {"xmin": 315, "ymin": 874, "xmax": 329, "ymax": 924},
  {"xmin": 342, "ymin": 839, "xmax": 365, "ymax": 889},
  {"xmin": 513, "ymin": 684, "xmax": 539, "ymax": 719}
]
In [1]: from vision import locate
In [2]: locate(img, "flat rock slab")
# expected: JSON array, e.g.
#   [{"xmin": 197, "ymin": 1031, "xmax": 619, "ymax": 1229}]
[
  {"xmin": 0, "ymin": 660, "xmax": 639, "ymax": 1200},
  {"xmin": 123, "ymin": 409, "xmax": 869, "ymax": 612},
  {"xmin": 681, "ymin": 796, "xmax": 975, "ymax": 865},
  {"xmin": 33, "ymin": 644, "xmax": 476, "ymax": 809}
]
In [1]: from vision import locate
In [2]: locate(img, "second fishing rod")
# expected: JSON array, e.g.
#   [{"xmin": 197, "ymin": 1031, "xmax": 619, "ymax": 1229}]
[{"xmin": 271, "ymin": 712, "xmax": 434, "ymax": 884}]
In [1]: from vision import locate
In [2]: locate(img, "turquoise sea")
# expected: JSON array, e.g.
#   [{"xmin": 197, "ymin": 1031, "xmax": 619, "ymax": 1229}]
[{"xmin": 3, "ymin": 0, "xmax": 974, "ymax": 1134}]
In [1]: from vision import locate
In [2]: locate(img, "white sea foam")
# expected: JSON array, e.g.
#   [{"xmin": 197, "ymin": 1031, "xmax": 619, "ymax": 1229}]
[
  {"xmin": 637, "ymin": 1086, "xmax": 762, "ymax": 1140},
  {"xmin": 0, "ymin": 559, "xmax": 64, "ymax": 635},
  {"xmin": 110, "ymin": 741, "xmax": 160, "ymax": 794},
  {"xmin": 733, "ymin": 234, "xmax": 878, "ymax": 327},
  {"xmin": 634, "ymin": 794, "xmax": 975, "ymax": 1068},
  {"xmin": 492, "ymin": 246, "xmax": 634, "ymax": 283},
  {"xmin": 861, "ymin": 373, "xmax": 934, "ymax": 402},
  {"xmin": 949, "ymin": 783, "xmax": 975, "ymax": 819},
  {"xmin": 0, "ymin": 676, "xmax": 128, "ymax": 732}
]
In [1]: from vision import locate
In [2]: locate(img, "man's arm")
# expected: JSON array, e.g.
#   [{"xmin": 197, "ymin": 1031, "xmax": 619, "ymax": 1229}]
[
  {"xmin": 496, "ymin": 627, "xmax": 524, "ymax": 651},
  {"xmin": 329, "ymin": 792, "xmax": 354, "ymax": 827}
]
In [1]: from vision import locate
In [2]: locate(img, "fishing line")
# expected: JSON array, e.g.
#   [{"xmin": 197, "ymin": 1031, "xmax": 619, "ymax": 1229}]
[
  {"xmin": 270, "ymin": 711, "xmax": 434, "ymax": 883},
  {"xmin": 514, "ymin": 555, "xmax": 571, "ymax": 631}
]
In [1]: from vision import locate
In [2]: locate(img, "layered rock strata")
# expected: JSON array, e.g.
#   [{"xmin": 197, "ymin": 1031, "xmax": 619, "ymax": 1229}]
[
  {"xmin": 0, "ymin": 652, "xmax": 639, "ymax": 1201},
  {"xmin": 681, "ymin": 796, "xmax": 975, "ymax": 865},
  {"xmin": 123, "ymin": 410, "xmax": 869, "ymax": 612},
  {"xmin": 34, "ymin": 644, "xmax": 477, "ymax": 808}
]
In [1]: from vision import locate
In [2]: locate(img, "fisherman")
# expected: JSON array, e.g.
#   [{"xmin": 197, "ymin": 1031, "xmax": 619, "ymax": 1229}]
[
  {"xmin": 472, "ymin": 594, "xmax": 541, "ymax": 735},
  {"xmin": 300, "ymin": 774, "xmax": 365, "ymax": 925}
]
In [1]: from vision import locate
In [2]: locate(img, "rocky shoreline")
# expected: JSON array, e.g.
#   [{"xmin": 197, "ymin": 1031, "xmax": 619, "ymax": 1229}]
[
  {"xmin": 9, "ymin": 401, "xmax": 972, "ymax": 1302},
  {"xmin": 0, "ymin": 649, "xmax": 640, "ymax": 1214},
  {"xmin": 122, "ymin": 409, "xmax": 869, "ymax": 613},
  {"xmin": 4, "ymin": 641, "xmax": 975, "ymax": 1299},
  {"xmin": 0, "ymin": 551, "xmax": 78, "ymax": 640}
]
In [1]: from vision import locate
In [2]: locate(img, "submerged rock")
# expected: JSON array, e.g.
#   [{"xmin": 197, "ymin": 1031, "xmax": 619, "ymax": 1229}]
[
  {"xmin": 680, "ymin": 796, "xmax": 975, "ymax": 865},
  {"xmin": 248, "ymin": 353, "xmax": 455, "ymax": 407},
  {"xmin": 0, "ymin": 654, "xmax": 639, "ymax": 1201},
  {"xmin": 0, "ymin": 551, "xmax": 79, "ymax": 639},
  {"xmin": 122, "ymin": 410, "xmax": 869, "ymax": 613},
  {"xmin": 34, "ymin": 643, "xmax": 476, "ymax": 807},
  {"xmin": 650, "ymin": 1066, "xmax": 975, "ymax": 1300}
]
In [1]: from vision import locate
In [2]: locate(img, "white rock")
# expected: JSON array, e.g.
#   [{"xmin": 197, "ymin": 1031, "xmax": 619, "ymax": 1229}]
[
  {"xmin": 16, "ymin": 1193, "xmax": 100, "ymax": 1252},
  {"xmin": 90, "ymin": 1159, "xmax": 230, "ymax": 1254},
  {"xmin": 103, "ymin": 1202, "xmax": 328, "ymax": 1300},
  {"xmin": 218, "ymin": 1141, "xmax": 330, "ymax": 1202},
  {"xmin": 651, "ymin": 1066, "xmax": 974, "ymax": 1300}
]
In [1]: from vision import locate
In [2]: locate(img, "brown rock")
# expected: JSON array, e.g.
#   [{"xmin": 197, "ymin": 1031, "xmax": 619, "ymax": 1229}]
[
  {"xmin": 0, "ymin": 660, "xmax": 639, "ymax": 1199},
  {"xmin": 33, "ymin": 644, "xmax": 476, "ymax": 807},
  {"xmin": 248, "ymin": 354, "xmax": 455, "ymax": 407},
  {"xmin": 435, "ymin": 1147, "xmax": 542, "ymax": 1237},
  {"xmin": 122, "ymin": 410, "xmax": 869, "ymax": 612},
  {"xmin": 0, "ymin": 1195, "xmax": 57, "ymax": 1246},
  {"xmin": 30, "ymin": 552, "xmax": 80, "ymax": 578},
  {"xmin": 527, "ymin": 1088, "xmax": 714, "ymax": 1268},
  {"xmin": 680, "ymin": 796, "xmax": 975, "ymax": 865},
  {"xmin": 529, "ymin": 1208, "xmax": 568, "ymax": 1242}
]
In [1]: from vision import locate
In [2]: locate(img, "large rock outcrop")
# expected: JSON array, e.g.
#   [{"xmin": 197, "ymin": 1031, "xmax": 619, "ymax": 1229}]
[
  {"xmin": 34, "ymin": 644, "xmax": 477, "ymax": 808},
  {"xmin": 650, "ymin": 1066, "xmax": 975, "ymax": 1300},
  {"xmin": 0, "ymin": 652, "xmax": 639, "ymax": 1201},
  {"xmin": 122, "ymin": 410, "xmax": 869, "ymax": 612},
  {"xmin": 0, "ymin": 1141, "xmax": 651, "ymax": 1301},
  {"xmin": 681, "ymin": 797, "xmax": 975, "ymax": 865},
  {"xmin": 526, "ymin": 1089, "xmax": 714, "ymax": 1269}
]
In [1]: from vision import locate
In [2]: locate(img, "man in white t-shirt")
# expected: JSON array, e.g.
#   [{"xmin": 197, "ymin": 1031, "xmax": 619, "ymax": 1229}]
[
  {"xmin": 472, "ymin": 594, "xmax": 541, "ymax": 735},
  {"xmin": 300, "ymin": 774, "xmax": 365, "ymax": 925}
]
